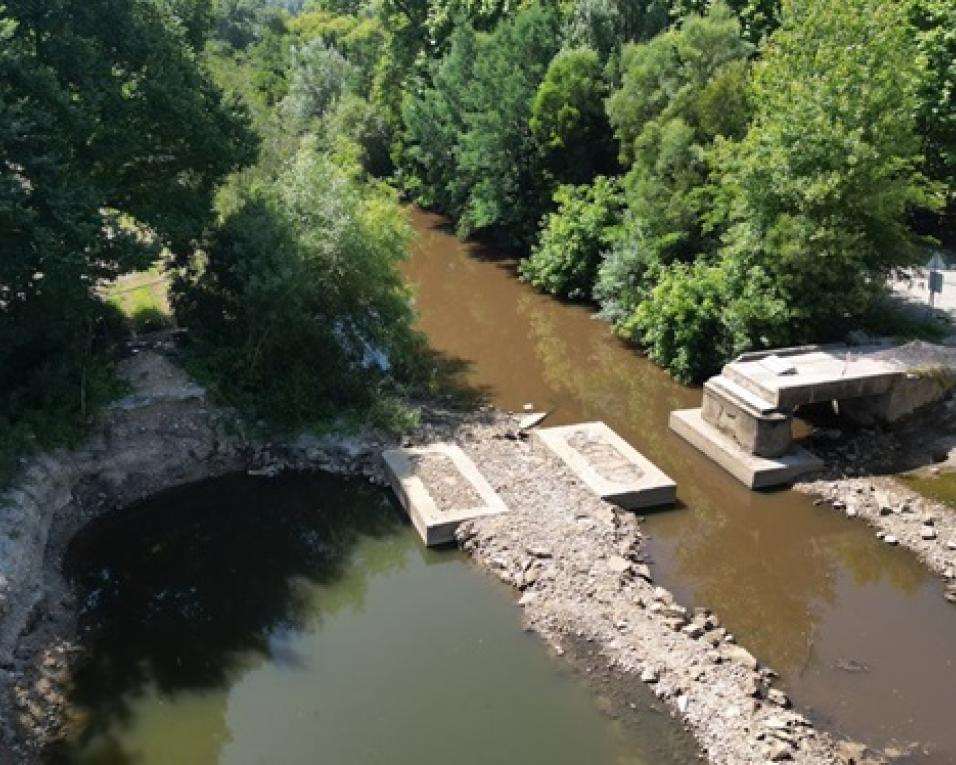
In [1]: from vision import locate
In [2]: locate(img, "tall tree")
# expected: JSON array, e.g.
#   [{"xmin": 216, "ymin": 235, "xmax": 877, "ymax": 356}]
[
  {"xmin": 717, "ymin": 0, "xmax": 937, "ymax": 344},
  {"xmin": 0, "ymin": 0, "xmax": 255, "ymax": 462}
]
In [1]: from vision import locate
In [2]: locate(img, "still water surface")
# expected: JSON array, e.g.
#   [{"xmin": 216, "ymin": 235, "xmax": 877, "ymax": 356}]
[
  {"xmin": 404, "ymin": 207, "xmax": 956, "ymax": 762},
  {"xmin": 55, "ymin": 473, "xmax": 697, "ymax": 764}
]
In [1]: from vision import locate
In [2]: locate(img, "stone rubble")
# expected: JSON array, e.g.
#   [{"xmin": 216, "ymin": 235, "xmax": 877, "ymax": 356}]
[
  {"xmin": 0, "ymin": 345, "xmax": 892, "ymax": 765},
  {"xmin": 797, "ymin": 393, "xmax": 956, "ymax": 604},
  {"xmin": 428, "ymin": 415, "xmax": 874, "ymax": 765}
]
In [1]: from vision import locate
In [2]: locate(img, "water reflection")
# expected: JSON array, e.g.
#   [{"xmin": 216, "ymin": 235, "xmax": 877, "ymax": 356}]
[
  {"xmin": 405, "ymin": 206, "xmax": 956, "ymax": 761},
  {"xmin": 55, "ymin": 473, "xmax": 698, "ymax": 765}
]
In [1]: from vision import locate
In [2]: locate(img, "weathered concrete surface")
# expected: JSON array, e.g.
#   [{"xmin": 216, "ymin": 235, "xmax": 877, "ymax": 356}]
[
  {"xmin": 533, "ymin": 422, "xmax": 676, "ymax": 510},
  {"xmin": 670, "ymin": 409, "xmax": 823, "ymax": 489},
  {"xmin": 678, "ymin": 342, "xmax": 956, "ymax": 487},
  {"xmin": 725, "ymin": 345, "xmax": 906, "ymax": 410},
  {"xmin": 383, "ymin": 442, "xmax": 507, "ymax": 545},
  {"xmin": 840, "ymin": 372, "xmax": 953, "ymax": 425},
  {"xmin": 702, "ymin": 377, "xmax": 792, "ymax": 458}
]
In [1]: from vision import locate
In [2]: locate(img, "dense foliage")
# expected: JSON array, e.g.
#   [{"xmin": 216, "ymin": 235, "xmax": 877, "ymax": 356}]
[
  {"xmin": 0, "ymin": 0, "xmax": 254, "ymax": 476},
  {"xmin": 520, "ymin": 178, "xmax": 623, "ymax": 299},
  {"xmin": 4, "ymin": 0, "xmax": 955, "ymax": 479},
  {"xmin": 174, "ymin": 147, "xmax": 416, "ymax": 426}
]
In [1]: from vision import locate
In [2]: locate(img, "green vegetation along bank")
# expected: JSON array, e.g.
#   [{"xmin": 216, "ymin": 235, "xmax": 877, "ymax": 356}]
[{"xmin": 2, "ymin": 0, "xmax": 954, "ymax": 478}]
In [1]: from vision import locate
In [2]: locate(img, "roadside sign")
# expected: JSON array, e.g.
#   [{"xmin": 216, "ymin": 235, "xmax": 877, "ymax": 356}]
[
  {"xmin": 927, "ymin": 252, "xmax": 947, "ymax": 271},
  {"xmin": 930, "ymin": 270, "xmax": 944, "ymax": 293}
]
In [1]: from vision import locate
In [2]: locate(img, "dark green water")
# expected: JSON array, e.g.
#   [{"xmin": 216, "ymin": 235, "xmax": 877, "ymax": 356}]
[
  {"xmin": 902, "ymin": 472, "xmax": 956, "ymax": 509},
  {"xmin": 53, "ymin": 473, "xmax": 697, "ymax": 765}
]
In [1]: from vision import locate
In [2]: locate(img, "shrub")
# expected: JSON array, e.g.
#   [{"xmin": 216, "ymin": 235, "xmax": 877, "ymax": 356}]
[
  {"xmin": 173, "ymin": 145, "xmax": 416, "ymax": 429},
  {"xmin": 520, "ymin": 177, "xmax": 623, "ymax": 300}
]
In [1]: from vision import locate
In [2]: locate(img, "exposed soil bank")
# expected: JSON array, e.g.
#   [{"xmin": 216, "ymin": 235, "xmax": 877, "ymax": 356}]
[{"xmin": 0, "ymin": 346, "xmax": 386, "ymax": 762}]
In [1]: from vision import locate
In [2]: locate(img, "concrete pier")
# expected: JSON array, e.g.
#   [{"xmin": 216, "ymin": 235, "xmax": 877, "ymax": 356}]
[
  {"xmin": 533, "ymin": 421, "xmax": 676, "ymax": 509},
  {"xmin": 673, "ymin": 343, "xmax": 951, "ymax": 488},
  {"xmin": 670, "ymin": 409, "xmax": 822, "ymax": 489},
  {"xmin": 383, "ymin": 443, "xmax": 508, "ymax": 546}
]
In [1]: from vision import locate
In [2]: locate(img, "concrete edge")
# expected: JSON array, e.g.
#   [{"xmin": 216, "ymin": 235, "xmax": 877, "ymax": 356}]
[
  {"xmin": 669, "ymin": 409, "xmax": 823, "ymax": 489},
  {"xmin": 534, "ymin": 421, "xmax": 676, "ymax": 509},
  {"xmin": 382, "ymin": 443, "xmax": 508, "ymax": 546}
]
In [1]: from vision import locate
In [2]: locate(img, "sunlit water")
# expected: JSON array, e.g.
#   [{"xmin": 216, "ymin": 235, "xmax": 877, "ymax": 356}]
[
  {"xmin": 403, "ymin": 207, "xmax": 956, "ymax": 762},
  {"xmin": 52, "ymin": 473, "xmax": 697, "ymax": 765}
]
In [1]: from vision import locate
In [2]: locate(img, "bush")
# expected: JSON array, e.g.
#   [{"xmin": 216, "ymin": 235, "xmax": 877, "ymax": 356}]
[
  {"xmin": 173, "ymin": 144, "xmax": 416, "ymax": 429},
  {"xmin": 131, "ymin": 306, "xmax": 173, "ymax": 335},
  {"xmin": 629, "ymin": 258, "xmax": 791, "ymax": 382},
  {"xmin": 630, "ymin": 260, "xmax": 733, "ymax": 383},
  {"xmin": 520, "ymin": 177, "xmax": 623, "ymax": 300}
]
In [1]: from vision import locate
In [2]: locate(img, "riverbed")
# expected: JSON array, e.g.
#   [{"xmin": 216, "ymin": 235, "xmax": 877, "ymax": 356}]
[
  {"xmin": 403, "ymin": 207, "xmax": 956, "ymax": 762},
  {"xmin": 51, "ymin": 472, "xmax": 697, "ymax": 764}
]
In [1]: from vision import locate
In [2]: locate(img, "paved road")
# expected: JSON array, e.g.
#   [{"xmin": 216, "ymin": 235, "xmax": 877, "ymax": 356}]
[{"xmin": 889, "ymin": 267, "xmax": 956, "ymax": 323}]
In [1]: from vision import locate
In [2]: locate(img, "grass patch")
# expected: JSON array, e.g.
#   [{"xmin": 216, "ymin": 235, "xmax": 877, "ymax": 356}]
[{"xmin": 103, "ymin": 267, "xmax": 173, "ymax": 334}]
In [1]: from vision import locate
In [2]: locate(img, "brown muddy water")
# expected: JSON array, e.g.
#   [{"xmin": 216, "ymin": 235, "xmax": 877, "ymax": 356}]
[
  {"xmin": 52, "ymin": 473, "xmax": 697, "ymax": 765},
  {"xmin": 405, "ymin": 207, "xmax": 956, "ymax": 763}
]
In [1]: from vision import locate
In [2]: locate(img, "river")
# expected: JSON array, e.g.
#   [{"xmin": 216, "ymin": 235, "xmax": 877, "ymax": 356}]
[
  {"xmin": 52, "ymin": 473, "xmax": 698, "ymax": 764},
  {"xmin": 403, "ymin": 207, "xmax": 956, "ymax": 762}
]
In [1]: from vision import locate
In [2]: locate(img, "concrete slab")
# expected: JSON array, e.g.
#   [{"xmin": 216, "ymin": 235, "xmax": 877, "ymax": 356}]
[
  {"xmin": 533, "ymin": 421, "xmax": 676, "ymax": 509},
  {"xmin": 724, "ymin": 345, "xmax": 906, "ymax": 410},
  {"xmin": 670, "ymin": 409, "xmax": 823, "ymax": 489},
  {"xmin": 382, "ymin": 443, "xmax": 508, "ymax": 546}
]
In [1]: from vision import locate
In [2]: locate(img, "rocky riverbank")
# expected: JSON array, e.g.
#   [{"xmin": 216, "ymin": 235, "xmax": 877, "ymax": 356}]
[
  {"xmin": 796, "ymin": 394, "xmax": 956, "ymax": 605},
  {"xmin": 1, "ymin": 345, "xmax": 887, "ymax": 765},
  {"xmin": 402, "ymin": 413, "xmax": 879, "ymax": 765}
]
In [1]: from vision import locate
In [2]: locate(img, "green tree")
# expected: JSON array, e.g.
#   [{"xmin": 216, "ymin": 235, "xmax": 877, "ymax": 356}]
[
  {"xmin": 717, "ymin": 0, "xmax": 937, "ymax": 345},
  {"xmin": 399, "ymin": 23, "xmax": 478, "ymax": 212},
  {"xmin": 597, "ymin": 3, "xmax": 752, "ymax": 328},
  {"xmin": 530, "ymin": 46, "xmax": 617, "ymax": 187},
  {"xmin": 280, "ymin": 38, "xmax": 357, "ymax": 126},
  {"xmin": 0, "ymin": 0, "xmax": 255, "ymax": 473},
  {"xmin": 173, "ymin": 145, "xmax": 416, "ymax": 426},
  {"xmin": 562, "ymin": 0, "xmax": 670, "ymax": 59},
  {"xmin": 907, "ymin": 0, "xmax": 955, "ymax": 242},
  {"xmin": 666, "ymin": 0, "xmax": 780, "ymax": 42},
  {"xmin": 400, "ymin": 5, "xmax": 562, "ymax": 242},
  {"xmin": 520, "ymin": 177, "xmax": 624, "ymax": 299}
]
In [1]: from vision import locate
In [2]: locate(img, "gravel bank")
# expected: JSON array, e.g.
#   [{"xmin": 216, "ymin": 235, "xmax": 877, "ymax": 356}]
[
  {"xmin": 796, "ymin": 395, "xmax": 956, "ymax": 605},
  {"xmin": 1, "ymin": 346, "xmax": 882, "ymax": 764},
  {"xmin": 402, "ymin": 414, "xmax": 874, "ymax": 765}
]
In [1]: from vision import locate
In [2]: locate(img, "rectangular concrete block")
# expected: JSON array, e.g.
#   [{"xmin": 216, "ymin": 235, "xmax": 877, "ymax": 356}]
[
  {"xmin": 382, "ymin": 443, "xmax": 508, "ymax": 546},
  {"xmin": 669, "ymin": 408, "xmax": 823, "ymax": 489},
  {"xmin": 702, "ymin": 379, "xmax": 792, "ymax": 458},
  {"xmin": 533, "ymin": 421, "xmax": 676, "ymax": 509},
  {"xmin": 723, "ymin": 347, "xmax": 904, "ymax": 410}
]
